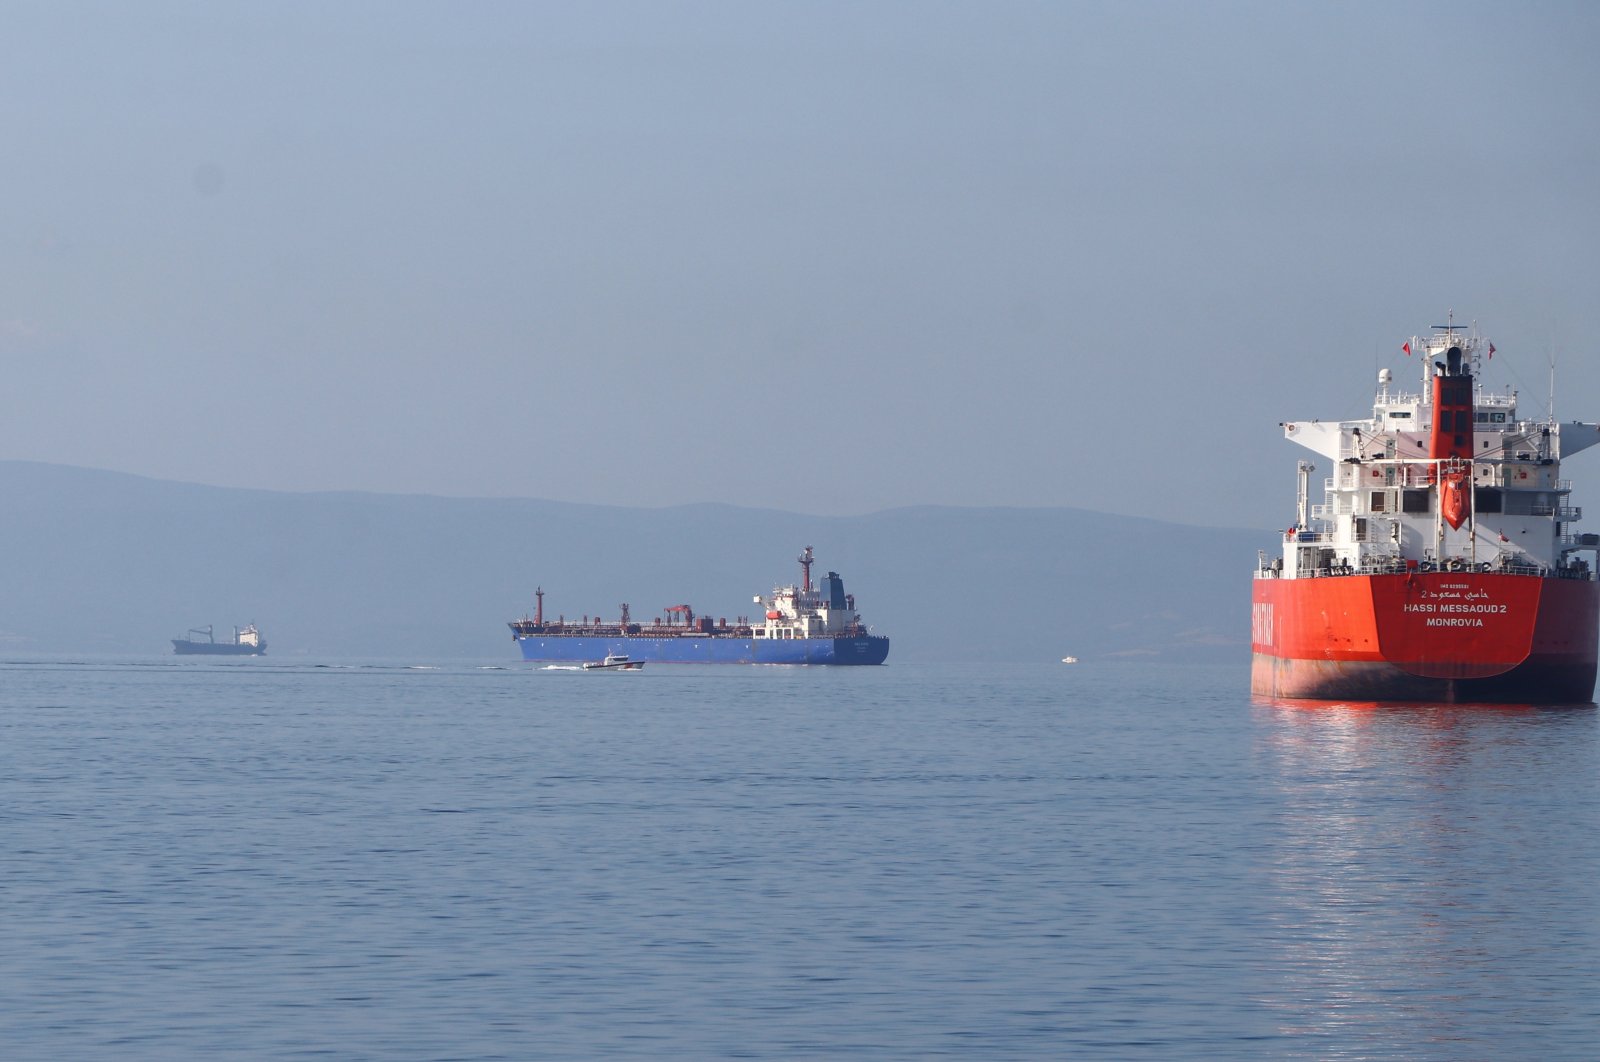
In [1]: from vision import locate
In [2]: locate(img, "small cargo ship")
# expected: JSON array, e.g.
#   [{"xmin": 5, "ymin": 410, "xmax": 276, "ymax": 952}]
[
  {"xmin": 172, "ymin": 624, "xmax": 267, "ymax": 656},
  {"xmin": 1251, "ymin": 317, "xmax": 1600, "ymax": 703},
  {"xmin": 510, "ymin": 547, "xmax": 890, "ymax": 665}
]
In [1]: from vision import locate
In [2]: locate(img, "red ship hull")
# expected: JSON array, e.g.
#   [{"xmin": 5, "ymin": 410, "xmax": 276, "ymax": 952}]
[{"xmin": 1251, "ymin": 572, "xmax": 1599, "ymax": 703}]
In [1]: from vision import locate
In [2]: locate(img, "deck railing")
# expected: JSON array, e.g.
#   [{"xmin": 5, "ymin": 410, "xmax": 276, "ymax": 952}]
[{"xmin": 1254, "ymin": 560, "xmax": 1592, "ymax": 581}]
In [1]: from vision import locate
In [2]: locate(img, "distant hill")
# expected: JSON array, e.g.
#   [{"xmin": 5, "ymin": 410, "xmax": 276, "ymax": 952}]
[{"xmin": 0, "ymin": 461, "xmax": 1275, "ymax": 661}]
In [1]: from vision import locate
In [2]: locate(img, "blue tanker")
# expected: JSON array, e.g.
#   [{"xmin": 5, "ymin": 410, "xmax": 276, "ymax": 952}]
[{"xmin": 509, "ymin": 547, "xmax": 889, "ymax": 665}]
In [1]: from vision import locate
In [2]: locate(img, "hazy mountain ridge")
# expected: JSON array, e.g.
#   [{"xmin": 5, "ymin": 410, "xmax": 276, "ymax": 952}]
[{"xmin": 0, "ymin": 462, "xmax": 1273, "ymax": 661}]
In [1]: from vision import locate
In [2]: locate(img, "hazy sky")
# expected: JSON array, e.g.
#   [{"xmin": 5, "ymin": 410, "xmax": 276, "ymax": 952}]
[{"xmin": 4, "ymin": 1, "xmax": 1598, "ymax": 528}]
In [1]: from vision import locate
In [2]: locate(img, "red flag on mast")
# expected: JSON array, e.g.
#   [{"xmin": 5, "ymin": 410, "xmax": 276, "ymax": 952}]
[
  {"xmin": 1402, "ymin": 341, "xmax": 1411, "ymax": 355},
  {"xmin": 1488, "ymin": 343, "xmax": 1495, "ymax": 358}
]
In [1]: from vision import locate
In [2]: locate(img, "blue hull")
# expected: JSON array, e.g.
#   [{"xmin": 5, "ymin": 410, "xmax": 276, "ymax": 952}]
[{"xmin": 515, "ymin": 633, "xmax": 889, "ymax": 665}]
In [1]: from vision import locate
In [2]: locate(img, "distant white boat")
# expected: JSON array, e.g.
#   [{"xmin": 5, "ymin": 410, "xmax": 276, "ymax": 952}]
[
  {"xmin": 1061, "ymin": 656, "xmax": 1078, "ymax": 664},
  {"xmin": 582, "ymin": 653, "xmax": 644, "ymax": 671}
]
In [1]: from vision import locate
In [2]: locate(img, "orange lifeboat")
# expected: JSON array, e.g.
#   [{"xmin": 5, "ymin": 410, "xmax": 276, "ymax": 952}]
[
  {"xmin": 1440, "ymin": 466, "xmax": 1470, "ymax": 529},
  {"xmin": 766, "ymin": 610, "xmax": 783, "ymax": 620}
]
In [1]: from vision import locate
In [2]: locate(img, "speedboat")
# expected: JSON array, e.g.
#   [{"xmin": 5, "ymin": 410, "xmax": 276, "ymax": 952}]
[{"xmin": 582, "ymin": 653, "xmax": 644, "ymax": 671}]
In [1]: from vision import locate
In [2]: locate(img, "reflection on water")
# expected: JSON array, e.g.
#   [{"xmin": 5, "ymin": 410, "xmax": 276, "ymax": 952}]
[
  {"xmin": 1252, "ymin": 701, "xmax": 1599, "ymax": 1057},
  {"xmin": 5, "ymin": 657, "xmax": 1596, "ymax": 1059}
]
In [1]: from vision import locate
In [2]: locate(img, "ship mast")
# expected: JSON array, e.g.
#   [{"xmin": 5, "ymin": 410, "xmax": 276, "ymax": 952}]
[
  {"xmin": 535, "ymin": 587, "xmax": 544, "ymax": 626},
  {"xmin": 798, "ymin": 546, "xmax": 814, "ymax": 593}
]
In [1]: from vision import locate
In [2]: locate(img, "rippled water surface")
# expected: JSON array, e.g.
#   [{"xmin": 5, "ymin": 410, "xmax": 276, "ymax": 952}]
[{"xmin": 2, "ymin": 657, "xmax": 1596, "ymax": 1059}]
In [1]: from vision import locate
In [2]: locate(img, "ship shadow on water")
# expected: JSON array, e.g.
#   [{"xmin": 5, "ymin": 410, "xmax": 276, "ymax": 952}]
[{"xmin": 1256, "ymin": 695, "xmax": 1597, "ymax": 714}]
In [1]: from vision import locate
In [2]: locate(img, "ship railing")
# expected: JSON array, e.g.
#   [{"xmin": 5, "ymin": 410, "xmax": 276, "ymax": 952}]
[
  {"xmin": 1339, "ymin": 463, "xmax": 1433, "ymax": 488},
  {"xmin": 1326, "ymin": 461, "xmax": 1495, "ymax": 487},
  {"xmin": 514, "ymin": 624, "xmax": 764, "ymax": 638},
  {"xmin": 1399, "ymin": 463, "xmax": 1434, "ymax": 487},
  {"xmin": 1262, "ymin": 558, "xmax": 1584, "ymax": 580},
  {"xmin": 1310, "ymin": 501, "xmax": 1360, "ymax": 519}
]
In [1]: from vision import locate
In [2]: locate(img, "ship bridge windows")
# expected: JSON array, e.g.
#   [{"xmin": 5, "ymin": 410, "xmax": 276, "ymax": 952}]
[{"xmin": 1476, "ymin": 411, "xmax": 1507, "ymax": 423}]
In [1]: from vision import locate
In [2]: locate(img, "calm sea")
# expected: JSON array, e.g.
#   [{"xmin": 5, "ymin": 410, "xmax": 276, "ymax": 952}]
[{"xmin": 1, "ymin": 656, "xmax": 1596, "ymax": 1060}]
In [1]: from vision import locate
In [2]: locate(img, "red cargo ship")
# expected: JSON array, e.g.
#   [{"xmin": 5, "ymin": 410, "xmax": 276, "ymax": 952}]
[{"xmin": 1251, "ymin": 318, "xmax": 1600, "ymax": 703}]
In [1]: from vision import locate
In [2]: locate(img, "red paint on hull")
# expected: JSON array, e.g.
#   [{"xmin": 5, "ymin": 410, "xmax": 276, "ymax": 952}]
[{"xmin": 1251, "ymin": 572, "xmax": 1598, "ymax": 703}]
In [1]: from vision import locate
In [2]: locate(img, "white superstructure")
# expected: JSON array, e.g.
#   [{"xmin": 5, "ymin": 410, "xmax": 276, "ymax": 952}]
[
  {"xmin": 751, "ymin": 546, "xmax": 869, "ymax": 642},
  {"xmin": 1262, "ymin": 322, "xmax": 1600, "ymax": 581}
]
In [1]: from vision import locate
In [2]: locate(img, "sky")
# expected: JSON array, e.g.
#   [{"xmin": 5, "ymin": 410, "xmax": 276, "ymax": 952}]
[{"xmin": 3, "ymin": 1, "xmax": 1599, "ymax": 529}]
